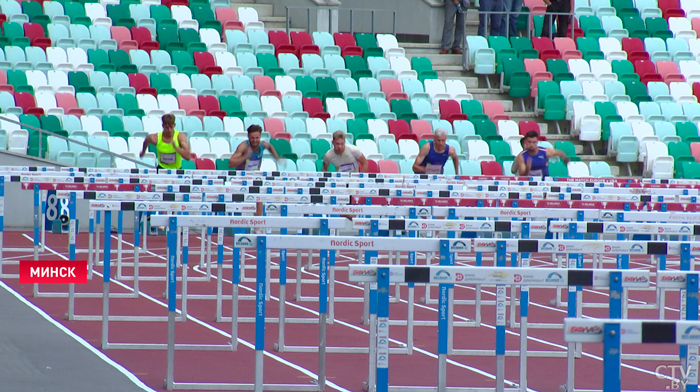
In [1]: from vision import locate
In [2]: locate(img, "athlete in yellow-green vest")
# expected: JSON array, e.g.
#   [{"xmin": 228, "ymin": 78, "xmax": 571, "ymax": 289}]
[{"xmin": 139, "ymin": 114, "xmax": 192, "ymax": 169}]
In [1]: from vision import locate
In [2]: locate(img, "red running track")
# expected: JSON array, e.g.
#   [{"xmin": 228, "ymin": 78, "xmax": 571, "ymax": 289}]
[{"xmin": 0, "ymin": 230, "xmax": 688, "ymax": 392}]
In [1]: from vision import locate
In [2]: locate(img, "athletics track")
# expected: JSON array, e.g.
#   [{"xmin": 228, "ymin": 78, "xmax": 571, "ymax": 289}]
[{"xmin": 0, "ymin": 229, "xmax": 689, "ymax": 392}]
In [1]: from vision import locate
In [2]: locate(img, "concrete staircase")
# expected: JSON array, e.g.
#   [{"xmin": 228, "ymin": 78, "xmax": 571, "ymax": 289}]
[{"xmin": 397, "ymin": 37, "xmax": 635, "ymax": 176}]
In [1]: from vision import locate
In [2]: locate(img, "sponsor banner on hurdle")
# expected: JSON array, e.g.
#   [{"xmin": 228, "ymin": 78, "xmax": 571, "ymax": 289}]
[
  {"xmin": 265, "ymin": 204, "xmax": 431, "ymax": 217},
  {"xmin": 232, "ymin": 234, "xmax": 455, "ymax": 252},
  {"xmin": 232, "ymin": 236, "xmax": 682, "ymax": 255},
  {"xmin": 351, "ymin": 218, "xmax": 548, "ymax": 233},
  {"xmin": 20, "ymin": 182, "xmax": 149, "ymax": 191},
  {"xmin": 347, "ymin": 265, "xmax": 651, "ymax": 288},
  {"xmin": 564, "ymin": 318, "xmax": 700, "ymax": 345},
  {"xmin": 89, "ymin": 201, "xmax": 258, "ymax": 213},
  {"xmin": 152, "ymin": 215, "xmax": 347, "ymax": 229},
  {"xmin": 548, "ymin": 221, "xmax": 699, "ymax": 235}
]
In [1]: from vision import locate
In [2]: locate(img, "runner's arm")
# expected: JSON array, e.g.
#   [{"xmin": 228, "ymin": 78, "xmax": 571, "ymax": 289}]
[
  {"xmin": 139, "ymin": 134, "xmax": 157, "ymax": 157},
  {"xmin": 357, "ymin": 153, "xmax": 369, "ymax": 173},
  {"xmin": 263, "ymin": 141, "xmax": 281, "ymax": 160},
  {"xmin": 449, "ymin": 145, "xmax": 460, "ymax": 175},
  {"xmin": 228, "ymin": 143, "xmax": 249, "ymax": 168},
  {"xmin": 411, "ymin": 144, "xmax": 431, "ymax": 173},
  {"xmin": 546, "ymin": 148, "xmax": 571, "ymax": 164},
  {"xmin": 517, "ymin": 152, "xmax": 531, "ymax": 176},
  {"xmin": 173, "ymin": 133, "xmax": 192, "ymax": 161}
]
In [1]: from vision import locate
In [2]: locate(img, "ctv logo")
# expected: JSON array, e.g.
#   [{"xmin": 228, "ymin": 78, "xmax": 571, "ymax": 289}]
[{"xmin": 20, "ymin": 260, "xmax": 88, "ymax": 284}]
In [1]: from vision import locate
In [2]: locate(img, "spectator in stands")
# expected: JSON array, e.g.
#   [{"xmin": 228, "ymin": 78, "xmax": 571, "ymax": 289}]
[
  {"xmin": 228, "ymin": 124, "xmax": 281, "ymax": 227},
  {"xmin": 322, "ymin": 131, "xmax": 369, "ymax": 173},
  {"xmin": 512, "ymin": 131, "xmax": 570, "ymax": 178},
  {"xmin": 540, "ymin": 0, "xmax": 571, "ymax": 38},
  {"xmin": 440, "ymin": 0, "xmax": 467, "ymax": 54},
  {"xmin": 412, "ymin": 129, "xmax": 460, "ymax": 174},
  {"xmin": 139, "ymin": 114, "xmax": 191, "ymax": 170},
  {"xmin": 500, "ymin": 0, "xmax": 523, "ymax": 38},
  {"xmin": 477, "ymin": 0, "xmax": 502, "ymax": 37}
]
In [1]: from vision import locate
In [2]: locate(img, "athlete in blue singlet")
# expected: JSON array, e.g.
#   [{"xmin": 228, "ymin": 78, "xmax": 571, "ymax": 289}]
[
  {"xmin": 228, "ymin": 124, "xmax": 280, "ymax": 171},
  {"xmin": 514, "ymin": 130, "xmax": 570, "ymax": 179},
  {"xmin": 412, "ymin": 129, "xmax": 460, "ymax": 174},
  {"xmin": 228, "ymin": 124, "xmax": 281, "ymax": 229}
]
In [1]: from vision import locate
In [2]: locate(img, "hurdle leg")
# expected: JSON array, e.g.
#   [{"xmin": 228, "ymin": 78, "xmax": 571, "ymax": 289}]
[
  {"xmin": 407, "ymin": 284, "xmax": 414, "ymax": 355},
  {"xmin": 88, "ymin": 210, "xmax": 94, "ymax": 280},
  {"xmin": 565, "ymin": 337, "xmax": 575, "ymax": 392},
  {"xmin": 40, "ymin": 189, "xmax": 46, "ymax": 253},
  {"xmin": 367, "ymin": 289, "xmax": 377, "ymax": 392},
  {"xmin": 142, "ymin": 212, "xmax": 148, "ymax": 254},
  {"xmin": 603, "ymin": 323, "xmax": 622, "ymax": 392},
  {"xmin": 295, "ymin": 249, "xmax": 302, "ymax": 300},
  {"xmin": 254, "ymin": 237, "xmax": 267, "ymax": 392},
  {"xmin": 329, "ymin": 265, "xmax": 336, "ymax": 322},
  {"xmin": 216, "ymin": 227, "xmax": 224, "ymax": 322},
  {"xmin": 376, "ymin": 267, "xmax": 390, "ymax": 392},
  {"xmin": 199, "ymin": 225, "xmax": 206, "ymax": 270},
  {"xmin": 266, "ymin": 247, "xmax": 271, "ymax": 301},
  {"xmin": 206, "ymin": 226, "xmax": 213, "ymax": 280},
  {"xmin": 116, "ymin": 212, "xmax": 123, "ymax": 279},
  {"xmin": 95, "ymin": 211, "xmax": 101, "ymax": 266},
  {"xmin": 133, "ymin": 211, "xmax": 141, "ymax": 297},
  {"xmin": 165, "ymin": 217, "xmax": 177, "ymax": 391},
  {"xmin": 67, "ymin": 193, "xmax": 77, "ymax": 321},
  {"xmin": 176, "ymin": 226, "xmax": 182, "ymax": 268},
  {"xmin": 101, "ymin": 211, "xmax": 112, "ymax": 349},
  {"xmin": 32, "ymin": 185, "xmax": 39, "ymax": 297}
]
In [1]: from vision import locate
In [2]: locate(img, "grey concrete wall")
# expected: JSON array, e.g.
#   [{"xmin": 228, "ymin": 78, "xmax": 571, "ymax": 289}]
[
  {"xmin": 256, "ymin": 0, "xmax": 443, "ymax": 42},
  {"xmin": 0, "ymin": 150, "xmax": 65, "ymax": 168},
  {"xmin": 333, "ymin": 0, "xmax": 442, "ymax": 39}
]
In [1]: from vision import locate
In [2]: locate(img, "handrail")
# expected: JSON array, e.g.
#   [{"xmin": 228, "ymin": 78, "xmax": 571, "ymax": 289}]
[{"xmin": 0, "ymin": 115, "xmax": 157, "ymax": 169}]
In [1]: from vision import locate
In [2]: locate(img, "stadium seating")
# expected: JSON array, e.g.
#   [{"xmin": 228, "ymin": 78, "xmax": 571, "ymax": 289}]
[{"xmin": 0, "ymin": 0, "xmax": 681, "ymax": 177}]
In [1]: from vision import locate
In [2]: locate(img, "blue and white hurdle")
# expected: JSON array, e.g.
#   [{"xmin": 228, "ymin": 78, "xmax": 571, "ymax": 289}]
[
  {"xmin": 347, "ymin": 263, "xmax": 651, "ymax": 392},
  {"xmin": 563, "ymin": 317, "xmax": 700, "ymax": 392}
]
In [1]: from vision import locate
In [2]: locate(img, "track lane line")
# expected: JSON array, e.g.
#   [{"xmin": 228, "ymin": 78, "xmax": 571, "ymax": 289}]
[{"xmin": 21, "ymin": 233, "xmax": 353, "ymax": 392}]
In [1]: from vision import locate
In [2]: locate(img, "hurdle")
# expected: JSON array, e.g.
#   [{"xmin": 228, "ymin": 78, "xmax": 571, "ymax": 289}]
[
  {"xmin": 352, "ymin": 218, "xmax": 549, "ymax": 329},
  {"xmin": 347, "ymin": 263, "xmax": 650, "ymax": 392},
  {"xmin": 562, "ymin": 317, "xmax": 700, "ymax": 392},
  {"xmin": 150, "ymin": 214, "xmax": 346, "ymax": 333}
]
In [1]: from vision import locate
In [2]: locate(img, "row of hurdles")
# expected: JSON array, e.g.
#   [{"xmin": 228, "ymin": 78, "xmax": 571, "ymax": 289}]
[{"xmin": 3, "ymin": 168, "xmax": 700, "ymax": 391}]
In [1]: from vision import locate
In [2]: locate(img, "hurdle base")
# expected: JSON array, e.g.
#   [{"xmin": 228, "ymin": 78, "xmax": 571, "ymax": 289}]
[
  {"xmin": 450, "ymin": 349, "xmax": 567, "ymax": 357},
  {"xmin": 171, "ymin": 382, "xmax": 320, "ymax": 391},
  {"xmin": 390, "ymin": 320, "xmax": 476, "ymax": 327},
  {"xmin": 384, "ymin": 386, "xmax": 522, "ymax": 392},
  {"xmin": 105, "ymin": 343, "xmax": 234, "ymax": 351},
  {"xmin": 72, "ymin": 315, "xmax": 180, "ymax": 322},
  {"xmin": 273, "ymin": 344, "xmax": 408, "ymax": 354},
  {"xmin": 620, "ymin": 353, "xmax": 678, "ymax": 361},
  {"xmin": 223, "ymin": 316, "xmax": 323, "ymax": 324},
  {"xmin": 294, "ymin": 294, "xmax": 401, "ymax": 304},
  {"xmin": 509, "ymin": 322, "xmax": 563, "ymax": 329},
  {"xmin": 35, "ymin": 292, "xmax": 137, "ymax": 299}
]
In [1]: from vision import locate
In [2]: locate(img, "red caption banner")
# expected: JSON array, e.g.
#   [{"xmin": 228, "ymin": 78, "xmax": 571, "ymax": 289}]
[{"xmin": 19, "ymin": 260, "xmax": 89, "ymax": 284}]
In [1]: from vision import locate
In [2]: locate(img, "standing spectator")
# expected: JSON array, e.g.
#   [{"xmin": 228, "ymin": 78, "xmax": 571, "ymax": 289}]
[
  {"xmin": 440, "ymin": 0, "xmax": 467, "ymax": 54},
  {"xmin": 540, "ymin": 0, "xmax": 571, "ymax": 38},
  {"xmin": 500, "ymin": 0, "xmax": 523, "ymax": 38},
  {"xmin": 478, "ymin": 0, "xmax": 503, "ymax": 37}
]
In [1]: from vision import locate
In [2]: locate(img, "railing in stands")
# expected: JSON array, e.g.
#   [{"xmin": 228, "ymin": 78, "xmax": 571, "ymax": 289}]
[{"xmin": 0, "ymin": 115, "xmax": 157, "ymax": 169}]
